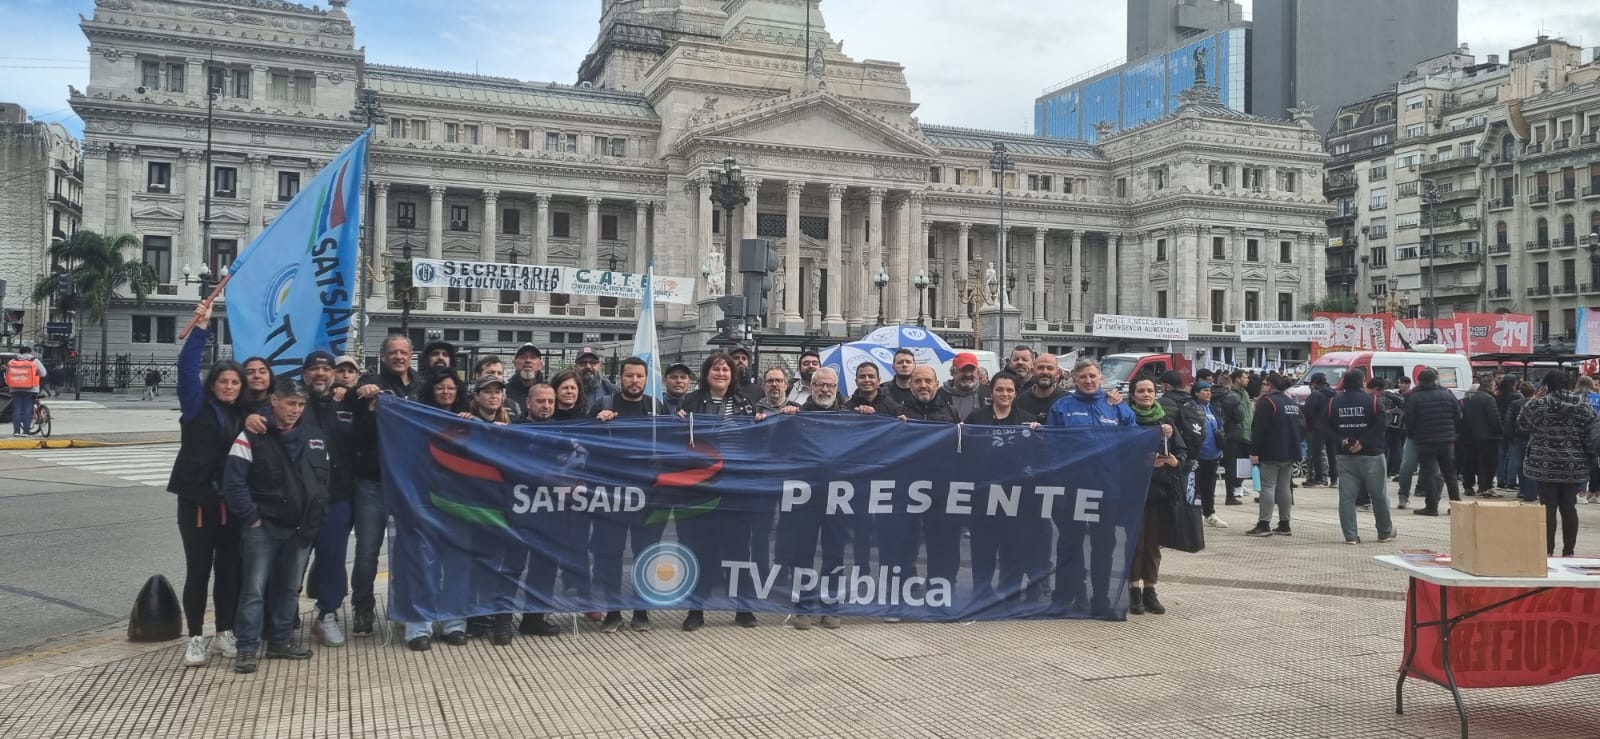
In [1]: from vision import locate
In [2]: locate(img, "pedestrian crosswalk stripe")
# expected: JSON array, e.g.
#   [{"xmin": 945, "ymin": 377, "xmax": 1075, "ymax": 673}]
[{"xmin": 8, "ymin": 444, "xmax": 179, "ymax": 487}]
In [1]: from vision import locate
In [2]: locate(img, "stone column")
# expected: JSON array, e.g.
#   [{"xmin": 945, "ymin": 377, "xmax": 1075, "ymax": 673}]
[
  {"xmin": 846, "ymin": 197, "xmax": 865, "ymax": 329},
  {"xmin": 532, "ymin": 193, "xmax": 550, "ymax": 308},
  {"xmin": 1070, "ymin": 230, "xmax": 1084, "ymax": 323},
  {"xmin": 919, "ymin": 218, "xmax": 932, "ymax": 324},
  {"xmin": 1104, "ymin": 233, "xmax": 1119, "ymax": 317},
  {"xmin": 783, "ymin": 180, "xmax": 806, "ymax": 331},
  {"xmin": 1139, "ymin": 233, "xmax": 1153, "ymax": 316},
  {"xmin": 1264, "ymin": 231, "xmax": 1279, "ymax": 319},
  {"xmin": 115, "ymin": 148, "xmax": 135, "ymax": 236},
  {"xmin": 1230, "ymin": 229, "xmax": 1244, "ymax": 323},
  {"xmin": 479, "ymin": 189, "xmax": 499, "ymax": 309},
  {"xmin": 246, "ymin": 155, "xmax": 265, "ymax": 242},
  {"xmin": 867, "ymin": 188, "xmax": 885, "ymax": 325},
  {"xmin": 250, "ymin": 65, "xmax": 268, "ymax": 106},
  {"xmin": 1033, "ymin": 228, "xmax": 1048, "ymax": 322},
  {"xmin": 886, "ymin": 196, "xmax": 906, "ymax": 323},
  {"xmin": 908, "ymin": 192, "xmax": 925, "ymax": 320},
  {"xmin": 181, "ymin": 150, "xmax": 203, "ymax": 290},
  {"xmin": 584, "ymin": 196, "xmax": 602, "ymax": 306},
  {"xmin": 825, "ymin": 183, "xmax": 846, "ymax": 334},
  {"xmin": 740, "ymin": 178, "xmax": 761, "ymax": 275},
  {"xmin": 427, "ymin": 185, "xmax": 445, "ymax": 309},
  {"xmin": 650, "ymin": 200, "xmax": 665, "ymax": 271},
  {"xmin": 370, "ymin": 181, "xmax": 389, "ymax": 302},
  {"xmin": 632, "ymin": 201, "xmax": 648, "ymax": 271},
  {"xmin": 956, "ymin": 221, "xmax": 972, "ymax": 327}
]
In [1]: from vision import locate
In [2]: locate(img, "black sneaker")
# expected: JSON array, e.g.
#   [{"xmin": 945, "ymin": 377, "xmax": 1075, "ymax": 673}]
[
  {"xmin": 490, "ymin": 614, "xmax": 515, "ymax": 646},
  {"xmin": 1413, "ymin": 508, "xmax": 1439, "ymax": 516},
  {"xmin": 1246, "ymin": 521, "xmax": 1273, "ymax": 537},
  {"xmin": 1224, "ymin": 496, "xmax": 1243, "ymax": 506},
  {"xmin": 234, "ymin": 651, "xmax": 258, "ymax": 674},
  {"xmin": 1142, "ymin": 587, "xmax": 1166, "ymax": 615},
  {"xmin": 518, "ymin": 613, "xmax": 562, "ymax": 637},
  {"xmin": 1273, "ymin": 521, "xmax": 1292, "ymax": 536},
  {"xmin": 630, "ymin": 612, "xmax": 652, "ymax": 633},
  {"xmin": 600, "ymin": 611, "xmax": 624, "ymax": 634},
  {"xmin": 1127, "ymin": 587, "xmax": 1145, "ymax": 616},
  {"xmin": 734, "ymin": 611, "xmax": 758, "ymax": 628},
  {"xmin": 681, "ymin": 610, "xmax": 705, "ymax": 632},
  {"xmin": 466, "ymin": 615, "xmax": 492, "ymax": 639},
  {"xmin": 265, "ymin": 642, "xmax": 313, "ymax": 660},
  {"xmin": 407, "ymin": 636, "xmax": 431, "ymax": 651},
  {"xmin": 352, "ymin": 607, "xmax": 375, "ymax": 636},
  {"xmin": 443, "ymin": 631, "xmax": 468, "ymax": 646}
]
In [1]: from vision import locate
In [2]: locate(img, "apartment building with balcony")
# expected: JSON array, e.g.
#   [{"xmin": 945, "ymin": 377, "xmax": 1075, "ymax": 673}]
[
  {"xmin": 1323, "ymin": 90, "xmax": 1398, "ymax": 312},
  {"xmin": 0, "ymin": 103, "xmax": 83, "ymax": 345},
  {"xmin": 1325, "ymin": 37, "xmax": 1600, "ymax": 347}
]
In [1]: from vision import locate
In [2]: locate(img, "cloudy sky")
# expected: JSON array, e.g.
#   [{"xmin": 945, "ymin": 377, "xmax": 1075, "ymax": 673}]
[{"xmin": 4, "ymin": 0, "xmax": 1597, "ymax": 139}]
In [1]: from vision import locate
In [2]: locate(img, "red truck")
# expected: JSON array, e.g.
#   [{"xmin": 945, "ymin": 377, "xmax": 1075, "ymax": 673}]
[{"xmin": 1099, "ymin": 352, "xmax": 1194, "ymax": 392}]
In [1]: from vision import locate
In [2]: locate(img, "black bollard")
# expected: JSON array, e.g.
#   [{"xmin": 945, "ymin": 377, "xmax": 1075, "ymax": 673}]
[{"xmin": 127, "ymin": 574, "xmax": 183, "ymax": 642}]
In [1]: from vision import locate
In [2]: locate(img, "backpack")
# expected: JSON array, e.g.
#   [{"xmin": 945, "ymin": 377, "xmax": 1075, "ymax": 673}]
[
  {"xmin": 1160, "ymin": 393, "xmax": 1206, "ymax": 460},
  {"xmin": 6, "ymin": 358, "xmax": 39, "ymax": 389}
]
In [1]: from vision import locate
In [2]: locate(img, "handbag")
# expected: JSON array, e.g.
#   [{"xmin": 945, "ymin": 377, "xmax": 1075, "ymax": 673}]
[{"xmin": 1158, "ymin": 494, "xmax": 1206, "ymax": 554}]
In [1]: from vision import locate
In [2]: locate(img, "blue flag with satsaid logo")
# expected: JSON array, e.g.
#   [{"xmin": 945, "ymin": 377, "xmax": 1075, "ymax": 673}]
[
  {"xmin": 377, "ymin": 395, "xmax": 1162, "ymax": 623},
  {"xmin": 227, "ymin": 130, "xmax": 370, "ymax": 377}
]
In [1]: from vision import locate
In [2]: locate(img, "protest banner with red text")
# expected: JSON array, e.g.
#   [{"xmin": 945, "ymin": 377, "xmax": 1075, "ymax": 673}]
[{"xmin": 1403, "ymin": 582, "xmax": 1600, "ymax": 688}]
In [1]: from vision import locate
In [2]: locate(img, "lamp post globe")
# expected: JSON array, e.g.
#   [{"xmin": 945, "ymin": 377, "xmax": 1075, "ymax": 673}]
[{"xmin": 874, "ymin": 267, "xmax": 890, "ymax": 327}]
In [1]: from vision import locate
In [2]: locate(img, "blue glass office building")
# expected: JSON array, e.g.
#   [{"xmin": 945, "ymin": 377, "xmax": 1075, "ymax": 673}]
[{"xmin": 1036, "ymin": 28, "xmax": 1248, "ymax": 142}]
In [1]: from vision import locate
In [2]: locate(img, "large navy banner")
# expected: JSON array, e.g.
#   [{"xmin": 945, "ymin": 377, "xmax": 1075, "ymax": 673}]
[{"xmin": 377, "ymin": 396, "xmax": 1162, "ymax": 622}]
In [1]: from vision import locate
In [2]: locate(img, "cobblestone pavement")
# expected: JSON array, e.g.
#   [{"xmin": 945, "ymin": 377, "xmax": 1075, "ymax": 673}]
[{"xmin": 1, "ymin": 485, "xmax": 1595, "ymax": 739}]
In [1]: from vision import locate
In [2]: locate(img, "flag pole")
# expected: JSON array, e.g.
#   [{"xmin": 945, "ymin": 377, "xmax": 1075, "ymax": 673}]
[{"xmin": 176, "ymin": 274, "xmax": 232, "ymax": 340}]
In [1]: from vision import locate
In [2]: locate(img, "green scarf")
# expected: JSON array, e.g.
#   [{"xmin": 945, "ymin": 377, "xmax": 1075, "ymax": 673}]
[{"xmin": 1132, "ymin": 402, "xmax": 1165, "ymax": 425}]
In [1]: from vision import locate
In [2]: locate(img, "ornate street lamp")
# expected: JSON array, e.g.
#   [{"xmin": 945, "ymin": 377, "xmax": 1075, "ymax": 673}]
[
  {"xmin": 874, "ymin": 266, "xmax": 890, "ymax": 327},
  {"xmin": 1422, "ymin": 178, "xmax": 1441, "ymax": 343},
  {"xmin": 708, "ymin": 156, "xmax": 748, "ymax": 304},
  {"xmin": 991, "ymin": 141, "xmax": 1013, "ymax": 354}
]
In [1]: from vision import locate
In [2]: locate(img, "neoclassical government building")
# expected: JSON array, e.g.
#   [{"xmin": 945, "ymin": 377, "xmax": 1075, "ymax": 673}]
[{"xmin": 69, "ymin": 0, "xmax": 1332, "ymax": 366}]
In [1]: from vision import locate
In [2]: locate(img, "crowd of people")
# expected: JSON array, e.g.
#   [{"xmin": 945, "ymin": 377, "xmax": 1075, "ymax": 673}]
[{"xmin": 163, "ymin": 295, "xmax": 1591, "ymax": 674}]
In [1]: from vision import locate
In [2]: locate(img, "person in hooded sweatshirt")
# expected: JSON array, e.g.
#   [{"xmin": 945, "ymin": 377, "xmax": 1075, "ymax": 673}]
[
  {"xmin": 1518, "ymin": 370, "xmax": 1599, "ymax": 557},
  {"xmin": 936, "ymin": 352, "xmax": 990, "ymax": 420},
  {"xmin": 1247, "ymin": 373, "xmax": 1304, "ymax": 537},
  {"xmin": 1046, "ymin": 359, "xmax": 1133, "ymax": 619},
  {"xmin": 222, "ymin": 377, "xmax": 330, "ymax": 674}
]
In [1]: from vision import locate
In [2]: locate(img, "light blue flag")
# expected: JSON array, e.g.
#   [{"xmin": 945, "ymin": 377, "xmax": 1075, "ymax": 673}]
[
  {"xmin": 227, "ymin": 130, "xmax": 370, "ymax": 378},
  {"xmin": 631, "ymin": 263, "xmax": 663, "ymax": 402}
]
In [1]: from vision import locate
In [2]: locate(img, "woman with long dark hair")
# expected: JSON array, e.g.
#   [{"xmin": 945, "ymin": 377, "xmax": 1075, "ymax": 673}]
[
  {"xmin": 548, "ymin": 370, "xmax": 589, "ymax": 421},
  {"xmin": 675, "ymin": 352, "xmax": 765, "ymax": 631},
  {"xmin": 238, "ymin": 357, "xmax": 274, "ymax": 412},
  {"xmin": 400, "ymin": 367, "xmax": 470, "ymax": 650},
  {"xmin": 167, "ymin": 301, "xmax": 246, "ymax": 668},
  {"xmin": 1127, "ymin": 377, "xmax": 1185, "ymax": 615}
]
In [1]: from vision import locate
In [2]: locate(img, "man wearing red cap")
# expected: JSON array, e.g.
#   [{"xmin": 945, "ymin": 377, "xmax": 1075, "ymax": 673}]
[{"xmin": 938, "ymin": 352, "xmax": 991, "ymax": 420}]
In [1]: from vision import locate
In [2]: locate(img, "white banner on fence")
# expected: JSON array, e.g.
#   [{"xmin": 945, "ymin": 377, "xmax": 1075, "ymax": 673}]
[
  {"xmin": 1237, "ymin": 320, "xmax": 1332, "ymax": 343},
  {"xmin": 410, "ymin": 258, "xmax": 696, "ymax": 305},
  {"xmin": 1091, "ymin": 314, "xmax": 1190, "ymax": 341}
]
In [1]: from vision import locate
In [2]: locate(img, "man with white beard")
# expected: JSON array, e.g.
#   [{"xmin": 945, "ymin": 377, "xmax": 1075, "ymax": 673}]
[
  {"xmin": 504, "ymin": 343, "xmax": 546, "ymax": 417},
  {"xmin": 777, "ymin": 367, "xmax": 849, "ymax": 630}
]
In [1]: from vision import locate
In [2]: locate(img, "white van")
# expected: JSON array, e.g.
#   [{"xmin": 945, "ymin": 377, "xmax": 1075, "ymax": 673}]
[{"xmin": 1289, "ymin": 347, "xmax": 1474, "ymax": 402}]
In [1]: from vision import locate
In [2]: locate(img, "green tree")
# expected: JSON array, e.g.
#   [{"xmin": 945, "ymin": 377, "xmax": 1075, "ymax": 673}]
[
  {"xmin": 31, "ymin": 231, "xmax": 158, "ymax": 380},
  {"xmin": 1300, "ymin": 294, "xmax": 1358, "ymax": 319}
]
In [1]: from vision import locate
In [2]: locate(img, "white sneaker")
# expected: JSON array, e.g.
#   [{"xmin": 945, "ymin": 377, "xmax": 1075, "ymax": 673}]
[
  {"xmin": 182, "ymin": 635, "xmax": 209, "ymax": 667},
  {"xmin": 312, "ymin": 612, "xmax": 346, "ymax": 647},
  {"xmin": 1205, "ymin": 514, "xmax": 1229, "ymax": 528},
  {"xmin": 209, "ymin": 630, "xmax": 237, "ymax": 658}
]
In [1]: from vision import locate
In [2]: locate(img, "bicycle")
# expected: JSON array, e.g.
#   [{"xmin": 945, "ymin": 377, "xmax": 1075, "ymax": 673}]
[{"xmin": 0, "ymin": 390, "xmax": 51, "ymax": 438}]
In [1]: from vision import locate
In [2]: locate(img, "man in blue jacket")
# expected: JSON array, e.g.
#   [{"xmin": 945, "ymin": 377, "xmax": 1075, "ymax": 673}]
[
  {"xmin": 1302, "ymin": 373, "xmax": 1338, "ymax": 487},
  {"xmin": 223, "ymin": 378, "xmax": 330, "ymax": 674},
  {"xmin": 1047, "ymin": 359, "xmax": 1132, "ymax": 618},
  {"xmin": 1331, "ymin": 371, "xmax": 1397, "ymax": 544}
]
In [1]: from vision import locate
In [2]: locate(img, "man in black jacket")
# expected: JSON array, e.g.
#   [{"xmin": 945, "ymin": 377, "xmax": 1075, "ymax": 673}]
[
  {"xmin": 1015, "ymin": 353, "xmax": 1067, "ymax": 420},
  {"xmin": 1213, "ymin": 371, "xmax": 1248, "ymax": 503},
  {"xmin": 1404, "ymin": 368, "xmax": 1463, "ymax": 516},
  {"xmin": 1331, "ymin": 371, "xmax": 1397, "ymax": 544},
  {"xmin": 1302, "ymin": 373, "xmax": 1339, "ymax": 487},
  {"xmin": 344, "ymin": 334, "xmax": 419, "ymax": 635},
  {"xmin": 298, "ymin": 351, "xmax": 357, "ymax": 648},
  {"xmin": 891, "ymin": 366, "xmax": 962, "ymax": 618},
  {"xmin": 1462, "ymin": 373, "xmax": 1503, "ymax": 497},
  {"xmin": 1157, "ymin": 370, "xmax": 1206, "ymax": 498},
  {"xmin": 591, "ymin": 357, "xmax": 668, "ymax": 634},
  {"xmin": 845, "ymin": 362, "xmax": 902, "ymax": 416},
  {"xmin": 222, "ymin": 378, "xmax": 330, "ymax": 673},
  {"xmin": 504, "ymin": 343, "xmax": 546, "ymax": 414},
  {"xmin": 1248, "ymin": 374, "xmax": 1304, "ymax": 537}
]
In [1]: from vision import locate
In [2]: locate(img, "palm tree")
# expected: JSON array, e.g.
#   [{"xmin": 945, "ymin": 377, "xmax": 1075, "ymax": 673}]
[{"xmin": 31, "ymin": 230, "xmax": 158, "ymax": 387}]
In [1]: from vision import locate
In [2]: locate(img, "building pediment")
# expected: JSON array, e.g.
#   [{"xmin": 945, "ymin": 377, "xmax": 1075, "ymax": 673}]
[
  {"xmin": 675, "ymin": 89, "xmax": 938, "ymax": 161},
  {"xmin": 132, "ymin": 204, "xmax": 183, "ymax": 219}
]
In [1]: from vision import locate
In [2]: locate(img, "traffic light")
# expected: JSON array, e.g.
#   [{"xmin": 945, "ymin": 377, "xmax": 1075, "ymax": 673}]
[
  {"xmin": 3, "ymin": 308, "xmax": 24, "ymax": 338},
  {"xmin": 738, "ymin": 238, "xmax": 780, "ymax": 322}
]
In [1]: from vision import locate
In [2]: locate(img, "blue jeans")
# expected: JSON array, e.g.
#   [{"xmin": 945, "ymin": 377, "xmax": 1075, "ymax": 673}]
[
  {"xmin": 1505, "ymin": 438, "xmax": 1536, "ymax": 501},
  {"xmin": 235, "ymin": 521, "xmax": 314, "ymax": 655},
  {"xmin": 405, "ymin": 618, "xmax": 466, "ymax": 641},
  {"xmin": 11, "ymin": 390, "xmax": 35, "ymax": 434},
  {"xmin": 313, "ymin": 498, "xmax": 353, "ymax": 616},
  {"xmin": 1396, "ymin": 438, "xmax": 1419, "ymax": 503},
  {"xmin": 351, "ymin": 479, "xmax": 387, "ymax": 612}
]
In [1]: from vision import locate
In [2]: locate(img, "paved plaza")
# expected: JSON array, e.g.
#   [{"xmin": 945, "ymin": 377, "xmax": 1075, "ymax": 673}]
[{"xmin": 0, "ymin": 480, "xmax": 1594, "ymax": 739}]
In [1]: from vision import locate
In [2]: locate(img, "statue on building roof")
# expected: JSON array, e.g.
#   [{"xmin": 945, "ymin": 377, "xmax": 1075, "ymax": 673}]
[{"xmin": 1193, "ymin": 46, "xmax": 1209, "ymax": 86}]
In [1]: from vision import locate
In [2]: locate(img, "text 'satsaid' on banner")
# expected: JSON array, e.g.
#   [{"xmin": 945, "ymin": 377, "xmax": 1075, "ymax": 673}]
[{"xmin": 376, "ymin": 397, "xmax": 1164, "ymax": 622}]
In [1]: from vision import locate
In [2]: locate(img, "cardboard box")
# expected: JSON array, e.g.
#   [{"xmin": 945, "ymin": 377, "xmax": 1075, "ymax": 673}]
[{"xmin": 1450, "ymin": 500, "xmax": 1546, "ymax": 578}]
